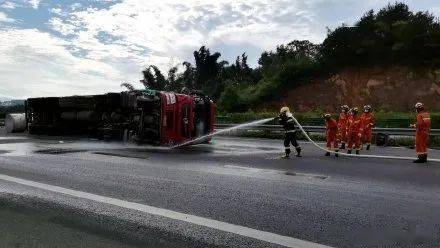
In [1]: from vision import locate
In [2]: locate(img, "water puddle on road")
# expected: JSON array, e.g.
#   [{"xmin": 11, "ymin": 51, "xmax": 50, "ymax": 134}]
[
  {"xmin": 0, "ymin": 142, "xmax": 35, "ymax": 156},
  {"xmin": 221, "ymin": 164, "xmax": 328, "ymax": 180},
  {"xmin": 0, "ymin": 136, "xmax": 28, "ymax": 140},
  {"xmin": 284, "ymin": 171, "xmax": 328, "ymax": 179},
  {"xmin": 34, "ymin": 148, "xmax": 89, "ymax": 155}
]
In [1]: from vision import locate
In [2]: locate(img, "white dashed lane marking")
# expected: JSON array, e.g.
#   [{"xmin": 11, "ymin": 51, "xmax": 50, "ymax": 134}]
[{"xmin": 0, "ymin": 174, "xmax": 332, "ymax": 248}]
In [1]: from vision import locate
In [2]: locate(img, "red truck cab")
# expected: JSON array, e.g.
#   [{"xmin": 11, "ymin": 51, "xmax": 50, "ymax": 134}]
[
  {"xmin": 157, "ymin": 91, "xmax": 215, "ymax": 146},
  {"xmin": 160, "ymin": 92, "xmax": 194, "ymax": 145}
]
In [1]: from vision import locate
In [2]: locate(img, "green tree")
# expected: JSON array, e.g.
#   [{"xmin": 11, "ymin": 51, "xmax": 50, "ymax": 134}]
[
  {"xmin": 179, "ymin": 61, "xmax": 196, "ymax": 89},
  {"xmin": 165, "ymin": 66, "xmax": 182, "ymax": 91},
  {"xmin": 141, "ymin": 65, "xmax": 167, "ymax": 90},
  {"xmin": 193, "ymin": 46, "xmax": 229, "ymax": 98},
  {"xmin": 218, "ymin": 84, "xmax": 247, "ymax": 112}
]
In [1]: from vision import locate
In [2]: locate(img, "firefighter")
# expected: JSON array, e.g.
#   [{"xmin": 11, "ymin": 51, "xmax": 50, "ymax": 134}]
[
  {"xmin": 360, "ymin": 105, "xmax": 375, "ymax": 150},
  {"xmin": 278, "ymin": 106, "xmax": 302, "ymax": 158},
  {"xmin": 324, "ymin": 114, "xmax": 339, "ymax": 157},
  {"xmin": 411, "ymin": 102, "xmax": 431, "ymax": 163},
  {"xmin": 338, "ymin": 105, "xmax": 349, "ymax": 149},
  {"xmin": 347, "ymin": 107, "xmax": 362, "ymax": 155}
]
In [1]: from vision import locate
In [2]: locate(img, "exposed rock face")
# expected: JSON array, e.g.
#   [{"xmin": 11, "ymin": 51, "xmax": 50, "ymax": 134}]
[{"xmin": 274, "ymin": 66, "xmax": 440, "ymax": 112}]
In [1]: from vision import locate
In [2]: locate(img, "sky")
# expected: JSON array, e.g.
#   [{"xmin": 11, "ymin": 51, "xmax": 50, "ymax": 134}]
[{"xmin": 0, "ymin": 0, "xmax": 439, "ymax": 99}]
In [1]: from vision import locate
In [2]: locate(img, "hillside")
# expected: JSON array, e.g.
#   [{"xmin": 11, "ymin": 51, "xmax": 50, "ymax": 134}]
[{"xmin": 271, "ymin": 66, "xmax": 440, "ymax": 112}]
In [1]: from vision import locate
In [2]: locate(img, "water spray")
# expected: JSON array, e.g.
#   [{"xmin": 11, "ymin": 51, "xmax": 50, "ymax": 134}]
[{"xmin": 172, "ymin": 118, "xmax": 274, "ymax": 148}]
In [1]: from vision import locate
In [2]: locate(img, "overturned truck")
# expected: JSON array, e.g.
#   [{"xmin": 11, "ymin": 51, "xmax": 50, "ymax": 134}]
[{"xmin": 25, "ymin": 90, "xmax": 215, "ymax": 146}]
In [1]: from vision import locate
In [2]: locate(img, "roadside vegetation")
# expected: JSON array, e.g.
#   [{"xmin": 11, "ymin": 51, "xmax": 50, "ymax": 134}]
[{"xmin": 126, "ymin": 2, "xmax": 440, "ymax": 113}]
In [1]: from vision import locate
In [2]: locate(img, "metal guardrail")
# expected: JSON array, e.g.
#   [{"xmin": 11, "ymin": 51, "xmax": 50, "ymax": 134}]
[
  {"xmin": 216, "ymin": 116, "xmax": 422, "ymax": 128},
  {"xmin": 214, "ymin": 124, "xmax": 440, "ymax": 136}
]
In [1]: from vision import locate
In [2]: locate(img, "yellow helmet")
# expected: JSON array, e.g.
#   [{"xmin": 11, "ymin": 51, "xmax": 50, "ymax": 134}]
[{"xmin": 280, "ymin": 106, "xmax": 290, "ymax": 114}]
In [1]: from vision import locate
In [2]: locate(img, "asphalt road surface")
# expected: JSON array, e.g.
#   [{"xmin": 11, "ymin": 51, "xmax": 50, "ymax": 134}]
[{"xmin": 0, "ymin": 127, "xmax": 440, "ymax": 247}]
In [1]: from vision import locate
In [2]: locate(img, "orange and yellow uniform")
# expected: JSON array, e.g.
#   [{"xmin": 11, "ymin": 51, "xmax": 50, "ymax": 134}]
[
  {"xmin": 325, "ymin": 118, "xmax": 339, "ymax": 150},
  {"xmin": 337, "ymin": 112, "xmax": 348, "ymax": 143},
  {"xmin": 414, "ymin": 111, "xmax": 431, "ymax": 155},
  {"xmin": 360, "ymin": 112, "xmax": 375, "ymax": 145},
  {"xmin": 347, "ymin": 115, "xmax": 362, "ymax": 151}
]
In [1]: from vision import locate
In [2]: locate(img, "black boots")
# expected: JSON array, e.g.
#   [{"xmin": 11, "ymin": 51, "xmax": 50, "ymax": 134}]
[
  {"xmin": 347, "ymin": 149, "xmax": 360, "ymax": 155},
  {"xmin": 283, "ymin": 147, "xmax": 301, "ymax": 158},
  {"xmin": 325, "ymin": 151, "xmax": 339, "ymax": 157},
  {"xmin": 283, "ymin": 148, "xmax": 291, "ymax": 159},
  {"xmin": 340, "ymin": 143, "xmax": 346, "ymax": 150},
  {"xmin": 413, "ymin": 154, "xmax": 428, "ymax": 163},
  {"xmin": 325, "ymin": 150, "xmax": 339, "ymax": 157},
  {"xmin": 295, "ymin": 147, "xmax": 302, "ymax": 157}
]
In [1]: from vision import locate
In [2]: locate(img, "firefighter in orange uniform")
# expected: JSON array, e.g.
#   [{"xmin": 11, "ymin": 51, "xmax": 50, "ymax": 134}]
[
  {"xmin": 411, "ymin": 102, "xmax": 431, "ymax": 163},
  {"xmin": 337, "ymin": 105, "xmax": 349, "ymax": 149},
  {"xmin": 347, "ymin": 107, "xmax": 362, "ymax": 155},
  {"xmin": 359, "ymin": 105, "xmax": 375, "ymax": 150},
  {"xmin": 324, "ymin": 114, "xmax": 339, "ymax": 157}
]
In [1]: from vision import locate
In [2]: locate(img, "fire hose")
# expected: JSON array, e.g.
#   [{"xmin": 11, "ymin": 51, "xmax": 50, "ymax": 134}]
[{"xmin": 291, "ymin": 116, "xmax": 440, "ymax": 163}]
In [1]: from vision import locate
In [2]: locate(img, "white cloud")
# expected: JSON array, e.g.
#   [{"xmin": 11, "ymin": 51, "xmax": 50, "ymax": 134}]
[
  {"xmin": 0, "ymin": 1, "xmax": 17, "ymax": 9},
  {"xmin": 57, "ymin": 0, "xmax": 326, "ymax": 71},
  {"xmin": 49, "ymin": 8, "xmax": 64, "ymax": 15},
  {"xmin": 49, "ymin": 17, "xmax": 77, "ymax": 36},
  {"xmin": 28, "ymin": 0, "xmax": 40, "ymax": 9},
  {"xmin": 0, "ymin": 28, "xmax": 142, "ymax": 98},
  {"xmin": 432, "ymin": 7, "xmax": 440, "ymax": 18},
  {"xmin": 70, "ymin": 3, "xmax": 82, "ymax": 10},
  {"xmin": 0, "ymin": 12, "xmax": 15, "ymax": 23}
]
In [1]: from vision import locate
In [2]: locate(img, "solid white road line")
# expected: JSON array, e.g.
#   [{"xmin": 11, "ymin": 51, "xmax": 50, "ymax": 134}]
[{"xmin": 0, "ymin": 174, "xmax": 332, "ymax": 248}]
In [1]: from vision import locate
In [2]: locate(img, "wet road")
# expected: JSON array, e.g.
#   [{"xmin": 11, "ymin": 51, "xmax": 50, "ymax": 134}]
[{"xmin": 0, "ymin": 128, "xmax": 440, "ymax": 247}]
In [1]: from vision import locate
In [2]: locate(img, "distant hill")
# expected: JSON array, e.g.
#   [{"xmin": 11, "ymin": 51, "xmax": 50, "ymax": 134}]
[{"xmin": 0, "ymin": 99, "xmax": 25, "ymax": 107}]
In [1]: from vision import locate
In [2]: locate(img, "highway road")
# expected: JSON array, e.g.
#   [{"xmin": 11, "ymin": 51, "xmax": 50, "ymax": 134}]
[{"xmin": 0, "ymin": 127, "xmax": 440, "ymax": 247}]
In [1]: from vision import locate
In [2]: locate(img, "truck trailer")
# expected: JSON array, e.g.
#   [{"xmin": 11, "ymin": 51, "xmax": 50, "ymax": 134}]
[{"xmin": 24, "ymin": 90, "xmax": 215, "ymax": 146}]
